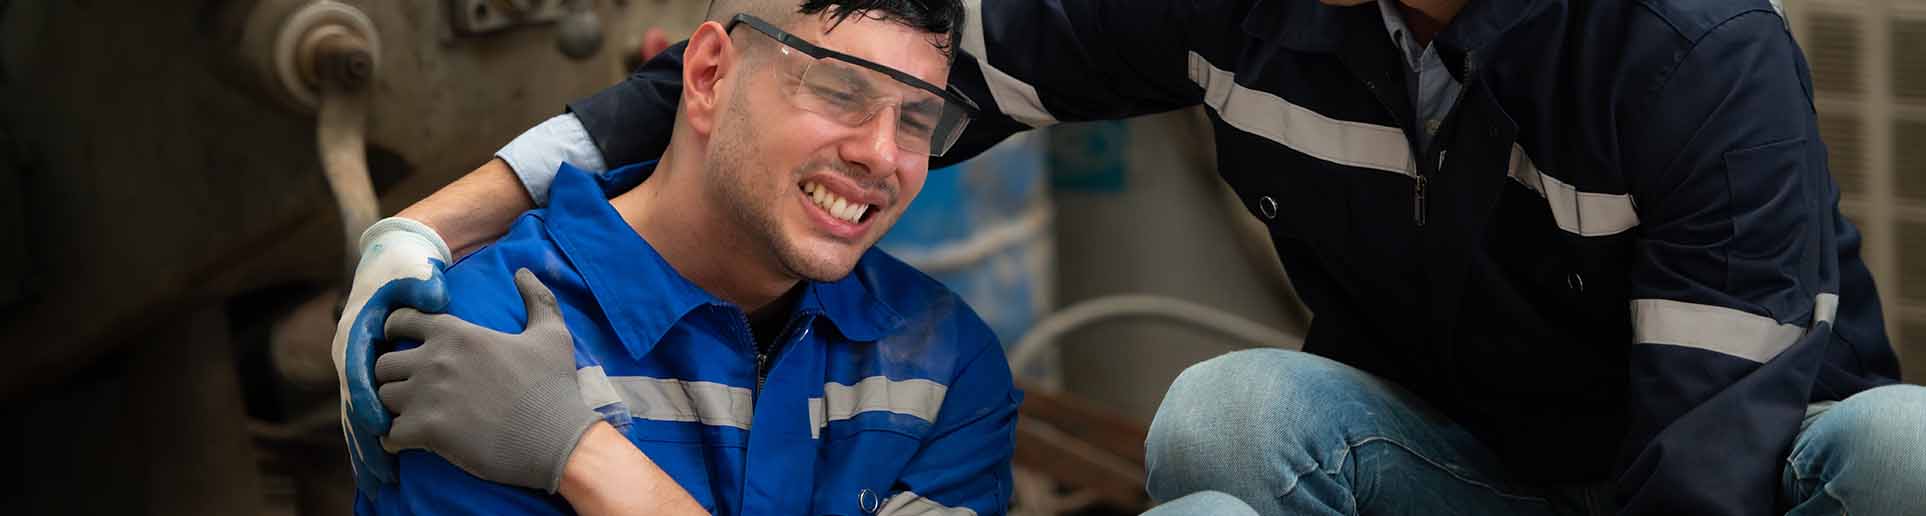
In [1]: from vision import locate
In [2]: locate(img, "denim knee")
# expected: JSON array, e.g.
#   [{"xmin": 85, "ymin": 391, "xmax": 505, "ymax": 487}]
[
  {"xmin": 1142, "ymin": 490, "xmax": 1260, "ymax": 516},
  {"xmin": 1791, "ymin": 384, "xmax": 1926, "ymax": 514},
  {"xmin": 1145, "ymin": 349, "xmax": 1353, "ymax": 502}
]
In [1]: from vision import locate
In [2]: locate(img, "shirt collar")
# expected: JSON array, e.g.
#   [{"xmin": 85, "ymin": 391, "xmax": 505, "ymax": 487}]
[
  {"xmin": 1264, "ymin": 0, "xmax": 1544, "ymax": 67},
  {"xmin": 804, "ymin": 259, "xmax": 903, "ymax": 342},
  {"xmin": 540, "ymin": 161, "xmax": 902, "ymax": 359},
  {"xmin": 1376, "ymin": 0, "xmax": 1423, "ymax": 67}
]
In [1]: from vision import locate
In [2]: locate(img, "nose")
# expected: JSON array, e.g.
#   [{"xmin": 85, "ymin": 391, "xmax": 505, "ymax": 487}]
[{"xmin": 838, "ymin": 105, "xmax": 900, "ymax": 181}]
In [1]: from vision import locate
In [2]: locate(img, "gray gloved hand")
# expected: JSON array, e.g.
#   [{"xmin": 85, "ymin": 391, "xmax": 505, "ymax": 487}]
[{"xmin": 375, "ymin": 268, "xmax": 600, "ymax": 493}]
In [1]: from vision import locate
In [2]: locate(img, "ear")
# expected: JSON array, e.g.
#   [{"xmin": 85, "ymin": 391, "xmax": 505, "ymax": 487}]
[{"xmin": 682, "ymin": 21, "xmax": 735, "ymax": 138}]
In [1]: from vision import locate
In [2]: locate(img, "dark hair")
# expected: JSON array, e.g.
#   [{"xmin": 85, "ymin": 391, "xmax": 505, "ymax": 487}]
[{"xmin": 709, "ymin": 0, "xmax": 965, "ymax": 60}]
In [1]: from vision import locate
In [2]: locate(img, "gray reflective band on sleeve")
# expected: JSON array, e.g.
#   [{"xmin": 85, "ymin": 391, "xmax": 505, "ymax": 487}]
[
  {"xmin": 1814, "ymin": 293, "xmax": 1839, "ymax": 325},
  {"xmin": 610, "ymin": 376, "xmax": 755, "ymax": 430},
  {"xmin": 1632, "ymin": 294, "xmax": 1840, "ymax": 363},
  {"xmin": 878, "ymin": 491, "xmax": 978, "ymax": 516},
  {"xmin": 808, "ymin": 376, "xmax": 948, "ymax": 439},
  {"xmin": 1505, "ymin": 147, "xmax": 1639, "ymax": 237},
  {"xmin": 1186, "ymin": 51, "xmax": 1417, "ymax": 178},
  {"xmin": 960, "ymin": 0, "xmax": 1057, "ymax": 127},
  {"xmin": 1188, "ymin": 51, "xmax": 1640, "ymax": 238},
  {"xmin": 1188, "ymin": 52, "xmax": 1414, "ymax": 178},
  {"xmin": 576, "ymin": 366, "xmax": 624, "ymax": 410}
]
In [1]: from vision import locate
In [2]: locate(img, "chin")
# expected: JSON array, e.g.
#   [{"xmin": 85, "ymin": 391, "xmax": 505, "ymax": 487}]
[{"xmin": 778, "ymin": 248, "xmax": 866, "ymax": 283}]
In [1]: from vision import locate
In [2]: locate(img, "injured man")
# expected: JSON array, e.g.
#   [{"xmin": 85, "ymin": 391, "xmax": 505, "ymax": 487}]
[{"xmin": 352, "ymin": 1, "xmax": 1016, "ymax": 514}]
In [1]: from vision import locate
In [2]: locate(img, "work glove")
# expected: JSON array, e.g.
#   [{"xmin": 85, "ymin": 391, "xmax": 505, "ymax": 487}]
[
  {"xmin": 375, "ymin": 268, "xmax": 601, "ymax": 493},
  {"xmin": 331, "ymin": 217, "xmax": 453, "ymax": 500}
]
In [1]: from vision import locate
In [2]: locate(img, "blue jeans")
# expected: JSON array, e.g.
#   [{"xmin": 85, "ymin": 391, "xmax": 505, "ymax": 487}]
[{"xmin": 1140, "ymin": 349, "xmax": 1926, "ymax": 516}]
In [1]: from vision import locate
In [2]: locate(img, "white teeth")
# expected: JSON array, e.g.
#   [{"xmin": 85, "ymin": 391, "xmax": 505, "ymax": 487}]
[{"xmin": 802, "ymin": 181, "xmax": 870, "ymax": 223}]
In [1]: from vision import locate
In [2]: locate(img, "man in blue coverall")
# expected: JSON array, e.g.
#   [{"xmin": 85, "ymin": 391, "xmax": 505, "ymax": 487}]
[
  {"xmin": 336, "ymin": 0, "xmax": 1926, "ymax": 514},
  {"xmin": 341, "ymin": 1, "xmax": 1030, "ymax": 514}
]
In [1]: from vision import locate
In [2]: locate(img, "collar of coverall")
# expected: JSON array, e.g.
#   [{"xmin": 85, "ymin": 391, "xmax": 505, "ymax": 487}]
[{"xmin": 541, "ymin": 161, "xmax": 905, "ymax": 361}]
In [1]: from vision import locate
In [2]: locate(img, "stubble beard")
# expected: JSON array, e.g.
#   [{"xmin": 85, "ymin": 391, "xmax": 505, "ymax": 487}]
[{"xmin": 705, "ymin": 86, "xmax": 860, "ymax": 284}]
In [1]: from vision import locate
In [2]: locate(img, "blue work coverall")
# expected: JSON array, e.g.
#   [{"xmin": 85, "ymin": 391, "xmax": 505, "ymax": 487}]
[{"xmin": 358, "ymin": 164, "xmax": 1020, "ymax": 515}]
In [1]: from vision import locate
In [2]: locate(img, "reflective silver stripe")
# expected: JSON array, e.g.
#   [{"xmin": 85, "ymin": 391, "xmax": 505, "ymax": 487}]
[
  {"xmin": 878, "ymin": 491, "xmax": 978, "ymax": 516},
  {"xmin": 576, "ymin": 366, "xmax": 624, "ymax": 410},
  {"xmin": 1632, "ymin": 294, "xmax": 1839, "ymax": 363},
  {"xmin": 808, "ymin": 377, "xmax": 948, "ymax": 439},
  {"xmin": 961, "ymin": 0, "xmax": 1057, "ymax": 127},
  {"xmin": 1505, "ymin": 146, "xmax": 1640, "ymax": 236},
  {"xmin": 610, "ymin": 376, "xmax": 755, "ymax": 430},
  {"xmin": 1188, "ymin": 52, "xmax": 1415, "ymax": 178},
  {"xmin": 1814, "ymin": 293, "xmax": 1839, "ymax": 325},
  {"xmin": 1186, "ymin": 49, "xmax": 1641, "ymax": 237}
]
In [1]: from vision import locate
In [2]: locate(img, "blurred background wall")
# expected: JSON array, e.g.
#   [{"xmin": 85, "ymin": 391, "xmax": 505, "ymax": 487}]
[
  {"xmin": 1781, "ymin": 0, "xmax": 1926, "ymax": 381},
  {"xmin": 0, "ymin": 1, "xmax": 1921, "ymax": 515}
]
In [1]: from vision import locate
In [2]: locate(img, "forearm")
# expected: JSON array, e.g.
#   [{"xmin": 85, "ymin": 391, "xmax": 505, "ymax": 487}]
[
  {"xmin": 396, "ymin": 158, "xmax": 533, "ymax": 258},
  {"xmin": 556, "ymin": 422, "xmax": 708, "ymax": 516}
]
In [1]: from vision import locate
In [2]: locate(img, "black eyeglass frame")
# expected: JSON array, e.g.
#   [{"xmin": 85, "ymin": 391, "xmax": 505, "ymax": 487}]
[{"xmin": 724, "ymin": 13, "xmax": 981, "ymax": 122}]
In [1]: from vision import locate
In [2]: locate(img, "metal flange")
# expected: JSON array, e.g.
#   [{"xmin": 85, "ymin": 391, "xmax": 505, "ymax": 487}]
[{"xmin": 273, "ymin": 1, "xmax": 380, "ymax": 111}]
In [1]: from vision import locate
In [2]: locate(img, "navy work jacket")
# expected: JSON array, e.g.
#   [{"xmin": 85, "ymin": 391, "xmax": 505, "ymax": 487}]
[{"xmin": 561, "ymin": 1, "xmax": 1902, "ymax": 514}]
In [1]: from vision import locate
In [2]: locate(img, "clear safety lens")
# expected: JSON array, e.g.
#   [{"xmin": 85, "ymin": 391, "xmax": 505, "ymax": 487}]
[{"xmin": 784, "ymin": 48, "xmax": 973, "ymax": 157}]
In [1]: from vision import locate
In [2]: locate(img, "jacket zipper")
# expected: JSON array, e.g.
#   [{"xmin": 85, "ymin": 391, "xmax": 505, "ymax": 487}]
[
  {"xmin": 730, "ymin": 309, "xmax": 768, "ymax": 402},
  {"xmin": 1415, "ymin": 51, "xmax": 1478, "ymax": 227},
  {"xmin": 752, "ymin": 313, "xmax": 808, "ymax": 402}
]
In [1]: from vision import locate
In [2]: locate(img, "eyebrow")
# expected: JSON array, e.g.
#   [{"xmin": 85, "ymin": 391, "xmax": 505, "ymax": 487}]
[
  {"xmin": 819, "ymin": 63, "xmax": 878, "ymax": 97},
  {"xmin": 902, "ymin": 97, "xmax": 942, "ymax": 118}
]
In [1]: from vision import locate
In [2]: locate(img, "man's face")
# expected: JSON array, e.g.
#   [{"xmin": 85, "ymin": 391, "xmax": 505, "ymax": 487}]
[{"xmin": 704, "ymin": 15, "xmax": 949, "ymax": 283}]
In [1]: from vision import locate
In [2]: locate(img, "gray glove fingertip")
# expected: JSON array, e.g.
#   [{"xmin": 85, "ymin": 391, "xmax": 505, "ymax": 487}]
[
  {"xmin": 511, "ymin": 268, "xmax": 567, "ymax": 331},
  {"xmin": 376, "ymin": 378, "xmax": 416, "ymax": 414},
  {"xmin": 381, "ymin": 412, "xmax": 428, "ymax": 454},
  {"xmin": 373, "ymin": 347, "xmax": 426, "ymax": 383},
  {"xmin": 383, "ymin": 307, "xmax": 436, "ymax": 341}
]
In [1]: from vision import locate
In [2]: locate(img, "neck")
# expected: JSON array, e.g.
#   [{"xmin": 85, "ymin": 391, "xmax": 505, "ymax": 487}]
[
  {"xmin": 609, "ymin": 134, "xmax": 800, "ymax": 318},
  {"xmin": 1398, "ymin": 0, "xmax": 1468, "ymax": 47}
]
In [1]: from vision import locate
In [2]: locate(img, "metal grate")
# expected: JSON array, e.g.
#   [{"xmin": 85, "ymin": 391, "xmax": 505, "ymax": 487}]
[
  {"xmin": 1807, "ymin": 12, "xmax": 1864, "ymax": 95},
  {"xmin": 1821, "ymin": 112, "xmax": 1866, "ymax": 197},
  {"xmin": 1903, "ymin": 221, "xmax": 1926, "ymax": 304},
  {"xmin": 1787, "ymin": 0, "xmax": 1926, "ymax": 382},
  {"xmin": 1895, "ymin": 118, "xmax": 1926, "ymax": 202},
  {"xmin": 1905, "ymin": 319, "xmax": 1926, "ymax": 380},
  {"xmin": 1892, "ymin": 18, "xmax": 1926, "ymax": 102}
]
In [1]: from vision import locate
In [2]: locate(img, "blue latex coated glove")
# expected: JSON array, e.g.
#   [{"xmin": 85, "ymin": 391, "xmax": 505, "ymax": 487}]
[{"xmin": 331, "ymin": 217, "xmax": 453, "ymax": 500}]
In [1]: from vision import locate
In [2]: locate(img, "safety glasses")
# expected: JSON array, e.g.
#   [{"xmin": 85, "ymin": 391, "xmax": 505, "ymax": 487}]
[{"xmin": 726, "ymin": 13, "xmax": 978, "ymax": 157}]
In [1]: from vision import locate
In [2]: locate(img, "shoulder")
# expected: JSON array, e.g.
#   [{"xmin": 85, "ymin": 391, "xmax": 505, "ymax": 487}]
[
  {"xmin": 849, "ymin": 248, "xmax": 1004, "ymax": 365},
  {"xmin": 1596, "ymin": 0, "xmax": 1800, "ymax": 123},
  {"xmin": 437, "ymin": 211, "xmax": 589, "ymax": 334},
  {"xmin": 1630, "ymin": 0, "xmax": 1787, "ymax": 44}
]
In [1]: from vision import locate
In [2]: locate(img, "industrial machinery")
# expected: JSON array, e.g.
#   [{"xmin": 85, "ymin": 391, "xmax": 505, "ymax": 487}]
[
  {"xmin": 1, "ymin": 1, "xmax": 703, "ymax": 513},
  {"xmin": 0, "ymin": 2, "xmax": 1311, "ymax": 515}
]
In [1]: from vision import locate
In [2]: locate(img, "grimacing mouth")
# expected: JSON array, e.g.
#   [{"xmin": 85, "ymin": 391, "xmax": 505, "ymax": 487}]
[{"xmin": 799, "ymin": 180, "xmax": 882, "ymax": 224}]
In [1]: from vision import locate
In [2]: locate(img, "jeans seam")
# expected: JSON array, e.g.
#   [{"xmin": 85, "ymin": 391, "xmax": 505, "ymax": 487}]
[
  {"xmin": 1785, "ymin": 455, "xmax": 1817, "ymax": 483},
  {"xmin": 1821, "ymin": 480, "xmax": 1852, "ymax": 516},
  {"xmin": 1273, "ymin": 451, "xmax": 1337, "ymax": 503},
  {"xmin": 1336, "ymin": 435, "xmax": 1552, "ymax": 504}
]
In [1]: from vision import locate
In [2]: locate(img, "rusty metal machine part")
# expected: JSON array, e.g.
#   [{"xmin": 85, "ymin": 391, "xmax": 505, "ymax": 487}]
[
  {"xmin": 449, "ymin": 0, "xmax": 572, "ymax": 35},
  {"xmin": 275, "ymin": 1, "xmax": 384, "ymax": 266},
  {"xmin": 3, "ymin": 0, "xmax": 706, "ymax": 513},
  {"xmin": 450, "ymin": 0, "xmax": 604, "ymax": 60},
  {"xmin": 555, "ymin": 7, "xmax": 606, "ymax": 60},
  {"xmin": 272, "ymin": 0, "xmax": 381, "ymax": 111}
]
